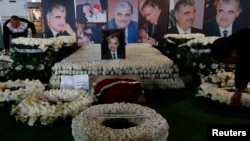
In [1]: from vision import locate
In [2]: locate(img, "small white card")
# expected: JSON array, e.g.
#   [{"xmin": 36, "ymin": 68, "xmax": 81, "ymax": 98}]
[
  {"xmin": 60, "ymin": 75, "xmax": 74, "ymax": 89},
  {"xmin": 73, "ymin": 75, "xmax": 89, "ymax": 90},
  {"xmin": 60, "ymin": 75, "xmax": 89, "ymax": 90}
]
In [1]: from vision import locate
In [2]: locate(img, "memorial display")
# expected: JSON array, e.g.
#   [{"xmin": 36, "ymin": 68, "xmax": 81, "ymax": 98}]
[
  {"xmin": 49, "ymin": 43, "xmax": 185, "ymax": 89},
  {"xmin": 1, "ymin": 0, "xmax": 250, "ymax": 140}
]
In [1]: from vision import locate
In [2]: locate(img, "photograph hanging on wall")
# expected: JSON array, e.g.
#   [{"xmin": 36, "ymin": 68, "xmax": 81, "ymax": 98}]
[
  {"xmin": 203, "ymin": 0, "xmax": 250, "ymax": 37},
  {"xmin": 101, "ymin": 29, "xmax": 126, "ymax": 60},
  {"xmin": 30, "ymin": 9, "xmax": 42, "ymax": 21},
  {"xmin": 75, "ymin": 0, "xmax": 108, "ymax": 46},
  {"xmin": 75, "ymin": 0, "xmax": 107, "ymax": 23},
  {"xmin": 77, "ymin": 23, "xmax": 107, "ymax": 46},
  {"xmin": 42, "ymin": 0, "xmax": 76, "ymax": 38},
  {"xmin": 168, "ymin": 0, "xmax": 205, "ymax": 34},
  {"xmin": 138, "ymin": 0, "xmax": 169, "ymax": 46},
  {"xmin": 107, "ymin": 0, "xmax": 139, "ymax": 43}
]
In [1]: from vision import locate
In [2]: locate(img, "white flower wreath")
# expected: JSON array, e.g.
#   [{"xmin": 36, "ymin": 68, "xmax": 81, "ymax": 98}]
[
  {"xmin": 197, "ymin": 83, "xmax": 250, "ymax": 107},
  {"xmin": 72, "ymin": 102, "xmax": 169, "ymax": 141},
  {"xmin": 11, "ymin": 89, "xmax": 94, "ymax": 126},
  {"xmin": 0, "ymin": 79, "xmax": 45, "ymax": 102}
]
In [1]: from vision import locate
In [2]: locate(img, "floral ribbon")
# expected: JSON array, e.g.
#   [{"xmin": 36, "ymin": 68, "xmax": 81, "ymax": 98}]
[
  {"xmin": 84, "ymin": 113, "xmax": 153, "ymax": 119},
  {"xmin": 166, "ymin": 39, "xmax": 176, "ymax": 44},
  {"xmin": 14, "ymin": 47, "xmax": 44, "ymax": 53},
  {"xmin": 190, "ymin": 48, "xmax": 211, "ymax": 53},
  {"xmin": 178, "ymin": 43, "xmax": 188, "ymax": 48}
]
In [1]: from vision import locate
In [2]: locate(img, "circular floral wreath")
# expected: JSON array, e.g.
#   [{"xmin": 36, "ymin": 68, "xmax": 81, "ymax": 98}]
[{"xmin": 72, "ymin": 102, "xmax": 169, "ymax": 141}]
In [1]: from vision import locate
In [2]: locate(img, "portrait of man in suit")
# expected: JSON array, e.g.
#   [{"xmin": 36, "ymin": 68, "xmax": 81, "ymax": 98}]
[
  {"xmin": 203, "ymin": 0, "xmax": 242, "ymax": 37},
  {"xmin": 101, "ymin": 29, "xmax": 125, "ymax": 60},
  {"xmin": 43, "ymin": 1, "xmax": 76, "ymax": 38},
  {"xmin": 168, "ymin": 0, "xmax": 204, "ymax": 34}
]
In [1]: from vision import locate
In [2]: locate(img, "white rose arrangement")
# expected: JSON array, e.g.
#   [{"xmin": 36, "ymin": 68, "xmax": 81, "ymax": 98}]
[
  {"xmin": 186, "ymin": 36, "xmax": 221, "ymax": 75},
  {"xmin": 163, "ymin": 33, "xmax": 207, "ymax": 72},
  {"xmin": 12, "ymin": 36, "xmax": 76, "ymax": 52},
  {"xmin": 11, "ymin": 89, "xmax": 94, "ymax": 126},
  {"xmin": 200, "ymin": 67, "xmax": 235, "ymax": 87},
  {"xmin": 6, "ymin": 36, "xmax": 78, "ymax": 81},
  {"xmin": 163, "ymin": 34, "xmax": 221, "ymax": 76}
]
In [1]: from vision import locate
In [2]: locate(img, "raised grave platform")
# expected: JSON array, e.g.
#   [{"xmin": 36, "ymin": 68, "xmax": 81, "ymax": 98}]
[{"xmin": 49, "ymin": 43, "xmax": 185, "ymax": 89}]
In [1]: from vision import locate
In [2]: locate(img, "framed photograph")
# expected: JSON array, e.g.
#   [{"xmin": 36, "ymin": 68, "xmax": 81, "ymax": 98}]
[
  {"xmin": 30, "ymin": 9, "xmax": 42, "ymax": 21},
  {"xmin": 77, "ymin": 23, "xmax": 107, "ymax": 47},
  {"xmin": 101, "ymin": 29, "xmax": 126, "ymax": 60},
  {"xmin": 138, "ymin": 0, "xmax": 169, "ymax": 46},
  {"xmin": 107, "ymin": 0, "xmax": 138, "ymax": 43},
  {"xmin": 75, "ymin": 0, "xmax": 107, "ymax": 23},
  {"xmin": 168, "ymin": 0, "xmax": 205, "ymax": 34},
  {"xmin": 203, "ymin": 0, "xmax": 250, "ymax": 37},
  {"xmin": 42, "ymin": 0, "xmax": 76, "ymax": 38}
]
